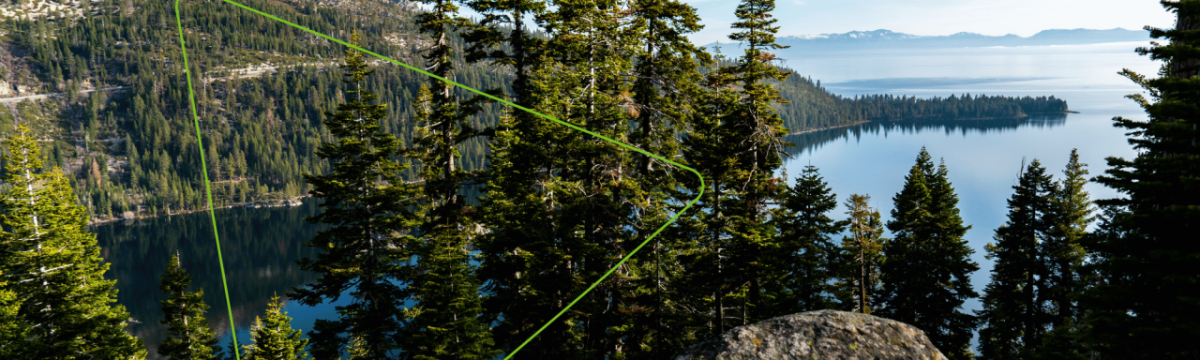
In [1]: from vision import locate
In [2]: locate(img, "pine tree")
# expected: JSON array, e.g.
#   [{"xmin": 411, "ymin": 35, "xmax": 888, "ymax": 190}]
[
  {"xmin": 613, "ymin": 0, "xmax": 711, "ymax": 357},
  {"xmin": 976, "ymin": 159, "xmax": 1055, "ymax": 360},
  {"xmin": 719, "ymin": 0, "xmax": 792, "ymax": 330},
  {"xmin": 839, "ymin": 193, "xmax": 886, "ymax": 315},
  {"xmin": 674, "ymin": 67, "xmax": 743, "ymax": 339},
  {"xmin": 495, "ymin": 0, "xmax": 643, "ymax": 357},
  {"xmin": 0, "ymin": 124, "xmax": 146, "ymax": 359},
  {"xmin": 398, "ymin": 0, "xmax": 498, "ymax": 356},
  {"xmin": 241, "ymin": 294, "xmax": 310, "ymax": 360},
  {"xmin": 158, "ymin": 253, "xmax": 220, "ymax": 360},
  {"xmin": 289, "ymin": 32, "xmax": 421, "ymax": 360},
  {"xmin": 1081, "ymin": 1, "xmax": 1200, "ymax": 357},
  {"xmin": 1031, "ymin": 149, "xmax": 1093, "ymax": 360},
  {"xmin": 878, "ymin": 148, "xmax": 979, "ymax": 360},
  {"xmin": 767, "ymin": 165, "xmax": 848, "ymax": 315},
  {"xmin": 476, "ymin": 65, "xmax": 590, "ymax": 358},
  {"xmin": 400, "ymin": 84, "xmax": 496, "ymax": 359}
]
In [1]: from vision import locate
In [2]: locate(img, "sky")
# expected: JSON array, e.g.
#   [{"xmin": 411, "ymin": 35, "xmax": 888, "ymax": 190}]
[{"xmin": 683, "ymin": 0, "xmax": 1177, "ymax": 45}]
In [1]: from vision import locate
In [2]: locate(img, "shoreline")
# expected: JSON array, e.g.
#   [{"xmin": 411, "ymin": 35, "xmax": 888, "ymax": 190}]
[{"xmin": 87, "ymin": 195, "xmax": 311, "ymax": 226}]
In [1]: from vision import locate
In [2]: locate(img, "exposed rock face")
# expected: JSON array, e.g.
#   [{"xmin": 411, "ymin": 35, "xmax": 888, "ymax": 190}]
[{"xmin": 674, "ymin": 310, "xmax": 947, "ymax": 360}]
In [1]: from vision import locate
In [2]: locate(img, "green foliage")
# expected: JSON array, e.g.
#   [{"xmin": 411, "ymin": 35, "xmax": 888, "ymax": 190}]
[
  {"xmin": 288, "ymin": 32, "xmax": 423, "ymax": 360},
  {"xmin": 768, "ymin": 165, "xmax": 849, "ymax": 315},
  {"xmin": 158, "ymin": 253, "xmax": 220, "ymax": 360},
  {"xmin": 397, "ymin": 0, "xmax": 497, "ymax": 353},
  {"xmin": 838, "ymin": 193, "xmax": 886, "ymax": 315},
  {"xmin": 978, "ymin": 152, "xmax": 1093, "ymax": 360},
  {"xmin": 719, "ymin": 0, "xmax": 792, "ymax": 331},
  {"xmin": 976, "ymin": 159, "xmax": 1055, "ymax": 360},
  {"xmin": 0, "ymin": 125, "xmax": 146, "ymax": 360},
  {"xmin": 1082, "ymin": 1, "xmax": 1200, "ymax": 358},
  {"xmin": 241, "ymin": 294, "xmax": 310, "ymax": 360},
  {"xmin": 878, "ymin": 148, "xmax": 979, "ymax": 360},
  {"xmin": 0, "ymin": 270, "xmax": 29, "ymax": 359}
]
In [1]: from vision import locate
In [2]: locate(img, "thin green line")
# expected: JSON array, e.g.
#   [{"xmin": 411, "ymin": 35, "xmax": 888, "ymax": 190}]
[
  {"xmin": 173, "ymin": 1, "xmax": 241, "ymax": 359},
  {"xmin": 176, "ymin": 1, "xmax": 707, "ymax": 359}
]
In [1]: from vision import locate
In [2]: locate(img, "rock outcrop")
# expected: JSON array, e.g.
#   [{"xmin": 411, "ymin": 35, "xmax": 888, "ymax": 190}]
[{"xmin": 674, "ymin": 310, "xmax": 947, "ymax": 360}]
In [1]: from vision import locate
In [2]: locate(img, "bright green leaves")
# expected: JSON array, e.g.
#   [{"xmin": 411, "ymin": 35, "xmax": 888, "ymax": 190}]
[
  {"xmin": 242, "ymin": 294, "xmax": 311, "ymax": 360},
  {"xmin": 0, "ymin": 124, "xmax": 146, "ymax": 360}
]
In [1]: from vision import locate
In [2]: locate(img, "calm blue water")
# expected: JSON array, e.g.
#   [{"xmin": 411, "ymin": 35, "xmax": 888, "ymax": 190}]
[
  {"xmin": 96, "ymin": 40, "xmax": 1154, "ymax": 357},
  {"xmin": 779, "ymin": 41, "xmax": 1149, "ymax": 352}
]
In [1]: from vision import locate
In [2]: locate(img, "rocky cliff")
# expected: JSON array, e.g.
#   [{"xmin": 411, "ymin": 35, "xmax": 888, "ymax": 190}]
[{"xmin": 674, "ymin": 310, "xmax": 948, "ymax": 360}]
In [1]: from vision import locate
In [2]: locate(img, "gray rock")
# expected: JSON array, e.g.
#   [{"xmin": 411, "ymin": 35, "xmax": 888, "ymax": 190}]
[{"xmin": 674, "ymin": 310, "xmax": 947, "ymax": 360}]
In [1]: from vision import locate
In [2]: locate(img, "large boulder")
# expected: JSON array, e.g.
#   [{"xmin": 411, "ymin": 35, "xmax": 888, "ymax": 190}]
[{"xmin": 674, "ymin": 310, "xmax": 947, "ymax": 360}]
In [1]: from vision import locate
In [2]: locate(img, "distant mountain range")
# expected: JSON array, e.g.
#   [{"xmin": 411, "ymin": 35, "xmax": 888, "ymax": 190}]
[{"xmin": 709, "ymin": 28, "xmax": 1149, "ymax": 50}]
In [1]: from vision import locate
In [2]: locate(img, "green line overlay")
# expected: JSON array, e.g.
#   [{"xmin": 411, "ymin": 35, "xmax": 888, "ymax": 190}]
[{"xmin": 173, "ymin": 1, "xmax": 707, "ymax": 359}]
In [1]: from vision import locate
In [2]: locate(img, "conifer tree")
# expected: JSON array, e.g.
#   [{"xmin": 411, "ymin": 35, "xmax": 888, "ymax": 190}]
[
  {"xmin": 617, "ymin": 0, "xmax": 711, "ymax": 357},
  {"xmin": 158, "ymin": 253, "xmax": 220, "ymax": 360},
  {"xmin": 289, "ymin": 32, "xmax": 421, "ymax": 360},
  {"xmin": 241, "ymin": 294, "xmax": 310, "ymax": 360},
  {"xmin": 878, "ymin": 148, "xmax": 979, "ymax": 360},
  {"xmin": 839, "ymin": 193, "xmax": 886, "ymax": 314},
  {"xmin": 1082, "ymin": 1, "xmax": 1200, "ymax": 357},
  {"xmin": 722, "ymin": 0, "xmax": 792, "ymax": 327},
  {"xmin": 674, "ymin": 67, "xmax": 743, "ymax": 339},
  {"xmin": 508, "ymin": 0, "xmax": 642, "ymax": 356},
  {"xmin": 767, "ymin": 165, "xmax": 848, "ymax": 315},
  {"xmin": 1044, "ymin": 150, "xmax": 1091, "ymax": 324},
  {"xmin": 475, "ymin": 63, "xmax": 593, "ymax": 358},
  {"xmin": 0, "ymin": 124, "xmax": 146, "ymax": 360},
  {"xmin": 1033, "ymin": 149, "xmax": 1093, "ymax": 360},
  {"xmin": 400, "ymin": 83, "xmax": 496, "ymax": 360},
  {"xmin": 976, "ymin": 159, "xmax": 1055, "ymax": 360},
  {"xmin": 400, "ymin": 0, "xmax": 497, "ymax": 355}
]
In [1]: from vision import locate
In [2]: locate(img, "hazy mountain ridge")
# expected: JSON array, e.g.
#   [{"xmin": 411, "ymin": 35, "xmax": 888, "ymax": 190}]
[{"xmin": 710, "ymin": 28, "xmax": 1149, "ymax": 50}]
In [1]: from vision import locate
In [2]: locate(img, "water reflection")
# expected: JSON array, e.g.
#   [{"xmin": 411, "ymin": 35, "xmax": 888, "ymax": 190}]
[
  {"xmin": 95, "ymin": 201, "xmax": 324, "ymax": 358},
  {"xmin": 785, "ymin": 114, "xmax": 1068, "ymax": 158}
]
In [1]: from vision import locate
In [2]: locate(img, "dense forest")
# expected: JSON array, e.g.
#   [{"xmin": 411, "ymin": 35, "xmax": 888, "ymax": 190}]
[
  {"xmin": 0, "ymin": 0, "xmax": 1065, "ymax": 223},
  {"xmin": 6, "ymin": 0, "xmax": 1188, "ymax": 359}
]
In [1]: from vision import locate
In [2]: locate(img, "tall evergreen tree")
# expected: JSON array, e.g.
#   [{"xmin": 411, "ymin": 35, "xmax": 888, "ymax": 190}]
[
  {"xmin": 767, "ymin": 165, "xmax": 848, "ymax": 315},
  {"xmin": 466, "ymin": 1, "xmax": 563, "ymax": 356},
  {"xmin": 976, "ymin": 159, "xmax": 1055, "ymax": 360},
  {"xmin": 1031, "ymin": 149, "xmax": 1094, "ymax": 360},
  {"xmin": 241, "ymin": 294, "xmax": 310, "ymax": 360},
  {"xmin": 1082, "ymin": 1, "xmax": 1200, "ymax": 358},
  {"xmin": 878, "ymin": 148, "xmax": 979, "ymax": 360},
  {"xmin": 616, "ymin": 0, "xmax": 711, "ymax": 357},
  {"xmin": 158, "ymin": 253, "xmax": 220, "ymax": 360},
  {"xmin": 498, "ymin": 0, "xmax": 642, "ymax": 357},
  {"xmin": 1043, "ymin": 150, "xmax": 1091, "ymax": 325},
  {"xmin": 400, "ymin": 0, "xmax": 497, "ymax": 356},
  {"xmin": 0, "ymin": 124, "xmax": 146, "ymax": 360},
  {"xmin": 289, "ymin": 32, "xmax": 422, "ymax": 360},
  {"xmin": 399, "ymin": 84, "xmax": 496, "ymax": 360},
  {"xmin": 720, "ymin": 0, "xmax": 792, "ymax": 329},
  {"xmin": 839, "ymin": 193, "xmax": 886, "ymax": 315},
  {"xmin": 674, "ymin": 64, "xmax": 743, "ymax": 340}
]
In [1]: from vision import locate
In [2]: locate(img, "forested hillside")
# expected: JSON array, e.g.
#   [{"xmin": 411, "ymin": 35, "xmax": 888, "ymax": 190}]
[{"xmin": 0, "ymin": 0, "xmax": 1065, "ymax": 223}]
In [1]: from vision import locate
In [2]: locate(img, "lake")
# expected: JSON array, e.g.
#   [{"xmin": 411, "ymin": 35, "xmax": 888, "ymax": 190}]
[{"xmin": 97, "ymin": 40, "xmax": 1152, "ymax": 357}]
